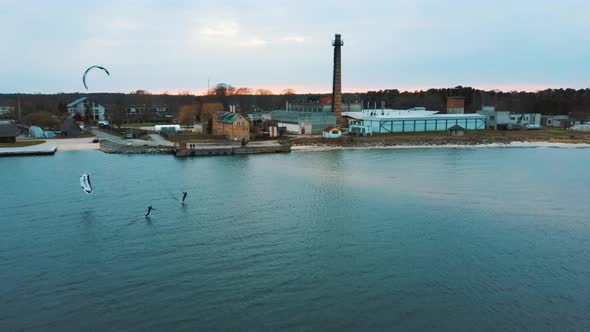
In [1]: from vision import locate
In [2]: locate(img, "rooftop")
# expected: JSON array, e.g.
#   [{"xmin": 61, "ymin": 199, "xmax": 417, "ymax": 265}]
[
  {"xmin": 0, "ymin": 123, "xmax": 19, "ymax": 137},
  {"xmin": 217, "ymin": 112, "xmax": 241, "ymax": 124},
  {"xmin": 67, "ymin": 97, "xmax": 88, "ymax": 107}
]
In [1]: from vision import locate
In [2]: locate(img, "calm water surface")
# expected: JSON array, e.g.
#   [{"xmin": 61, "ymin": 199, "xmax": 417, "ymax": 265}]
[{"xmin": 1, "ymin": 148, "xmax": 590, "ymax": 331}]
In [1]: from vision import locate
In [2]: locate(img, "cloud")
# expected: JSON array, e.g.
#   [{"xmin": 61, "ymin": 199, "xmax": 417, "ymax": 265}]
[
  {"xmin": 199, "ymin": 21, "xmax": 239, "ymax": 40},
  {"xmin": 239, "ymin": 38, "xmax": 268, "ymax": 48},
  {"xmin": 281, "ymin": 35, "xmax": 306, "ymax": 43}
]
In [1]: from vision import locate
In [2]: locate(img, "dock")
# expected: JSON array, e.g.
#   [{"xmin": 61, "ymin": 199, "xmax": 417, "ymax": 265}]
[
  {"xmin": 175, "ymin": 141, "xmax": 291, "ymax": 157},
  {"xmin": 0, "ymin": 145, "xmax": 57, "ymax": 157}
]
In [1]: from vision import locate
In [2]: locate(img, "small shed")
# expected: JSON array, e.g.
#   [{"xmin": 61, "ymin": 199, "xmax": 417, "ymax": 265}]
[
  {"xmin": 0, "ymin": 123, "xmax": 19, "ymax": 143},
  {"xmin": 61, "ymin": 117, "xmax": 83, "ymax": 138},
  {"xmin": 322, "ymin": 127, "xmax": 342, "ymax": 139},
  {"xmin": 43, "ymin": 131, "xmax": 56, "ymax": 139},
  {"xmin": 29, "ymin": 126, "xmax": 44, "ymax": 138},
  {"xmin": 448, "ymin": 124, "xmax": 465, "ymax": 137}
]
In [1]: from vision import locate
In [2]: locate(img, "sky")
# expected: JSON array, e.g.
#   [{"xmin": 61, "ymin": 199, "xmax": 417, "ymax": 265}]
[{"xmin": 1, "ymin": 0, "xmax": 589, "ymax": 94}]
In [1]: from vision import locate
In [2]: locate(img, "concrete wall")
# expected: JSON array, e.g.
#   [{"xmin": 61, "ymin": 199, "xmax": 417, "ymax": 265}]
[{"xmin": 270, "ymin": 111, "xmax": 336, "ymax": 134}]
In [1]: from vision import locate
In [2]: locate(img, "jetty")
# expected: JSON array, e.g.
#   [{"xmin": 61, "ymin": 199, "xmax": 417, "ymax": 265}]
[
  {"xmin": 175, "ymin": 140, "xmax": 291, "ymax": 157},
  {"xmin": 0, "ymin": 144, "xmax": 57, "ymax": 157}
]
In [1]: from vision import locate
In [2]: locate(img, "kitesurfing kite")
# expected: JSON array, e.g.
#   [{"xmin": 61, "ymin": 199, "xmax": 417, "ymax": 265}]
[
  {"xmin": 80, "ymin": 173, "xmax": 93, "ymax": 194},
  {"xmin": 82, "ymin": 65, "xmax": 110, "ymax": 90}
]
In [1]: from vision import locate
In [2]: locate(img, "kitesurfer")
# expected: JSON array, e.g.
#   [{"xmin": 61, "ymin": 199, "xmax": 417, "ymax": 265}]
[
  {"xmin": 83, "ymin": 65, "xmax": 110, "ymax": 90},
  {"xmin": 182, "ymin": 192, "xmax": 187, "ymax": 204},
  {"xmin": 145, "ymin": 206, "xmax": 155, "ymax": 217}
]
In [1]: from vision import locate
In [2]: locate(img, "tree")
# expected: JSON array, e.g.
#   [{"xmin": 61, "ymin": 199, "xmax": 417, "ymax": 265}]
[
  {"xmin": 175, "ymin": 104, "xmax": 198, "ymax": 126},
  {"xmin": 282, "ymin": 89, "xmax": 296, "ymax": 95},
  {"xmin": 235, "ymin": 87, "xmax": 253, "ymax": 95},
  {"xmin": 109, "ymin": 98, "xmax": 126, "ymax": 128},
  {"xmin": 23, "ymin": 111, "xmax": 59, "ymax": 129},
  {"xmin": 256, "ymin": 89, "xmax": 272, "ymax": 95},
  {"xmin": 214, "ymin": 84, "xmax": 235, "ymax": 97},
  {"xmin": 199, "ymin": 102, "xmax": 224, "ymax": 133}
]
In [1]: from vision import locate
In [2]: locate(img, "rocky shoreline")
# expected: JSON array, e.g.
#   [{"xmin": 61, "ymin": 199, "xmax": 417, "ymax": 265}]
[{"xmin": 99, "ymin": 140, "xmax": 175, "ymax": 154}]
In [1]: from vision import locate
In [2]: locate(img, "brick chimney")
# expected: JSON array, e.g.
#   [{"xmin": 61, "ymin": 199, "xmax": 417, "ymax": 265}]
[{"xmin": 332, "ymin": 34, "xmax": 343, "ymax": 127}]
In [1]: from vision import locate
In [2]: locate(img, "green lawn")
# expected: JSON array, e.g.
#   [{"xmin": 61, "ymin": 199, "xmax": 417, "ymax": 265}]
[{"xmin": 0, "ymin": 140, "xmax": 45, "ymax": 148}]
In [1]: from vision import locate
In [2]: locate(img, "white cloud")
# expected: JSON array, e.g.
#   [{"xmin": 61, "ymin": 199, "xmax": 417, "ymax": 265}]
[
  {"xmin": 281, "ymin": 35, "xmax": 306, "ymax": 43},
  {"xmin": 199, "ymin": 21, "xmax": 239, "ymax": 40},
  {"xmin": 239, "ymin": 38, "xmax": 268, "ymax": 48}
]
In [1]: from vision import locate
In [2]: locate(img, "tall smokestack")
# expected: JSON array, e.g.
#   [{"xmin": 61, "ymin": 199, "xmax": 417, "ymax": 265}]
[{"xmin": 332, "ymin": 34, "xmax": 343, "ymax": 127}]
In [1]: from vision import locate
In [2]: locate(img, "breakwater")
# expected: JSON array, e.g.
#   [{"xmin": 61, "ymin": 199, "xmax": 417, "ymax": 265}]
[{"xmin": 99, "ymin": 140, "xmax": 175, "ymax": 154}]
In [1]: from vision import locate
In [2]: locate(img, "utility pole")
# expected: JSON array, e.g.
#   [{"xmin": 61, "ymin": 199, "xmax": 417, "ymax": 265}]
[{"xmin": 17, "ymin": 95, "xmax": 22, "ymax": 122}]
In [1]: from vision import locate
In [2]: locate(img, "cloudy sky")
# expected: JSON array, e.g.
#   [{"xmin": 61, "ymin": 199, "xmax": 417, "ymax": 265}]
[{"xmin": 1, "ymin": 0, "xmax": 589, "ymax": 94}]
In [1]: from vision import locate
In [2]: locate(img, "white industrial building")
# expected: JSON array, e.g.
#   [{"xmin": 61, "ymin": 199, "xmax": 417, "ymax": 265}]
[
  {"xmin": 541, "ymin": 115, "xmax": 585, "ymax": 128},
  {"xmin": 346, "ymin": 107, "xmax": 486, "ymax": 136},
  {"xmin": 477, "ymin": 106, "xmax": 541, "ymax": 130}
]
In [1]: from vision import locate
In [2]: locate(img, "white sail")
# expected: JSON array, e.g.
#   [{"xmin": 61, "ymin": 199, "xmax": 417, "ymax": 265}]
[{"xmin": 80, "ymin": 173, "xmax": 93, "ymax": 194}]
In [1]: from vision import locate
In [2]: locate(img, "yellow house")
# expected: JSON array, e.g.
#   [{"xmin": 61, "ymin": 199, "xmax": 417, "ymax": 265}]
[{"xmin": 212, "ymin": 112, "xmax": 250, "ymax": 141}]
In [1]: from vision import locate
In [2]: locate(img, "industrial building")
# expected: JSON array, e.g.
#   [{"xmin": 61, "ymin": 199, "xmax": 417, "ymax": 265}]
[
  {"xmin": 270, "ymin": 110, "xmax": 336, "ymax": 134},
  {"xmin": 477, "ymin": 106, "xmax": 541, "ymax": 130},
  {"xmin": 446, "ymin": 96, "xmax": 465, "ymax": 114},
  {"xmin": 347, "ymin": 107, "xmax": 486, "ymax": 135},
  {"xmin": 541, "ymin": 115, "xmax": 585, "ymax": 128}
]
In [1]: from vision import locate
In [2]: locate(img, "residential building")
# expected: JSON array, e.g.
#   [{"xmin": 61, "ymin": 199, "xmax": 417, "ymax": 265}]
[
  {"xmin": 0, "ymin": 106, "xmax": 15, "ymax": 118},
  {"xmin": 125, "ymin": 104, "xmax": 171, "ymax": 122},
  {"xmin": 67, "ymin": 97, "xmax": 106, "ymax": 121},
  {"xmin": 212, "ymin": 112, "xmax": 250, "ymax": 141},
  {"xmin": 477, "ymin": 106, "xmax": 540, "ymax": 130}
]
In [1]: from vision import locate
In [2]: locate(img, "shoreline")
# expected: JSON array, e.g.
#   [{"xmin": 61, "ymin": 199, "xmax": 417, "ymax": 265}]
[
  {"xmin": 5, "ymin": 140, "xmax": 590, "ymax": 155},
  {"xmin": 292, "ymin": 141, "xmax": 590, "ymax": 151}
]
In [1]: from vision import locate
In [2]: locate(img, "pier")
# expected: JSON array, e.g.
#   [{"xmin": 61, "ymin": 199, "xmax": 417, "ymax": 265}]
[{"xmin": 175, "ymin": 141, "xmax": 291, "ymax": 157}]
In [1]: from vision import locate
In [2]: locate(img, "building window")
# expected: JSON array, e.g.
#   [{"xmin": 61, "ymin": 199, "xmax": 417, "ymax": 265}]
[{"xmin": 489, "ymin": 116, "xmax": 495, "ymax": 121}]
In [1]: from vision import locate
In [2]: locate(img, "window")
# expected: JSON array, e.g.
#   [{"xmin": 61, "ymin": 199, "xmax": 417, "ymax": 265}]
[{"xmin": 489, "ymin": 116, "xmax": 495, "ymax": 121}]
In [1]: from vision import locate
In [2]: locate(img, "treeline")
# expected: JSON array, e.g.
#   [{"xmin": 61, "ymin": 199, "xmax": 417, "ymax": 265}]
[{"xmin": 2, "ymin": 87, "xmax": 590, "ymax": 119}]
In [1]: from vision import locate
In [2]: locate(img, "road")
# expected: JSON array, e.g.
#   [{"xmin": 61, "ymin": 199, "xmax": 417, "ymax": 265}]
[
  {"xmin": 148, "ymin": 134, "xmax": 175, "ymax": 146},
  {"xmin": 92, "ymin": 129, "xmax": 175, "ymax": 146},
  {"xmin": 91, "ymin": 129, "xmax": 128, "ymax": 145}
]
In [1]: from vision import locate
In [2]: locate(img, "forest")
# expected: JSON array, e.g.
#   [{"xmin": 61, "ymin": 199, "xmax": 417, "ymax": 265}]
[{"xmin": 1, "ymin": 86, "xmax": 589, "ymax": 122}]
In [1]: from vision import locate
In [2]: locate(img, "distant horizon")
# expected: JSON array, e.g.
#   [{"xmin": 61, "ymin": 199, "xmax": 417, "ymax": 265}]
[{"xmin": 2, "ymin": 84, "xmax": 589, "ymax": 96}]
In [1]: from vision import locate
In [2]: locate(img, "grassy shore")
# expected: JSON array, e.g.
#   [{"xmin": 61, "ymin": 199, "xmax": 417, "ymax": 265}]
[
  {"xmin": 288, "ymin": 128, "xmax": 590, "ymax": 147},
  {"xmin": 0, "ymin": 140, "xmax": 46, "ymax": 148}
]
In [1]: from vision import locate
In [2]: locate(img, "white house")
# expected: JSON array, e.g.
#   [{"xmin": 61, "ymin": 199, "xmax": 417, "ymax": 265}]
[
  {"xmin": 0, "ymin": 106, "xmax": 15, "ymax": 118},
  {"xmin": 477, "ymin": 106, "xmax": 541, "ymax": 130},
  {"xmin": 322, "ymin": 127, "xmax": 342, "ymax": 138},
  {"xmin": 541, "ymin": 115, "xmax": 585, "ymax": 128},
  {"xmin": 67, "ymin": 97, "xmax": 106, "ymax": 121}
]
